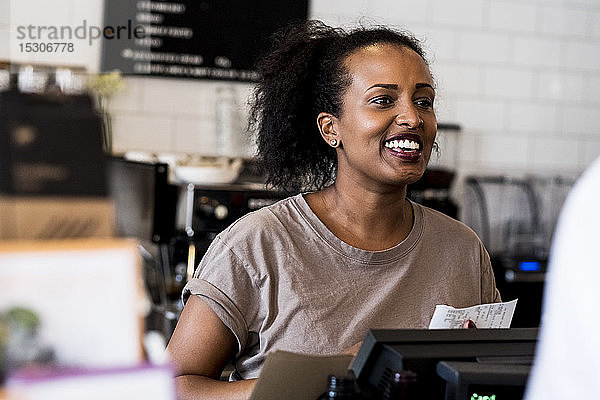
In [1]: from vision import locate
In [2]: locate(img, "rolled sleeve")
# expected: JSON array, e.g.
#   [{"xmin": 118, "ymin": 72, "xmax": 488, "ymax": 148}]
[
  {"xmin": 183, "ymin": 278, "xmax": 249, "ymax": 355},
  {"xmin": 181, "ymin": 235, "xmax": 261, "ymax": 357}
]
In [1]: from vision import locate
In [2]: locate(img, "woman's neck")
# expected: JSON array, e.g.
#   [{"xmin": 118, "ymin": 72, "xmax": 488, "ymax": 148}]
[{"xmin": 305, "ymin": 182, "xmax": 414, "ymax": 251}]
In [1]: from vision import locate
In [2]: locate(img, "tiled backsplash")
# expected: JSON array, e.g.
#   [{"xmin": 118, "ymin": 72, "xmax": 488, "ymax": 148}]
[
  {"xmin": 311, "ymin": 0, "xmax": 600, "ymax": 176},
  {"xmin": 4, "ymin": 0, "xmax": 600, "ymax": 176},
  {"xmin": 108, "ymin": 77, "xmax": 256, "ymax": 158}
]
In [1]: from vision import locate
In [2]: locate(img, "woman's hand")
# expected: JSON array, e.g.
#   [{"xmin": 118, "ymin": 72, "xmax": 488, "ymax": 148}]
[
  {"xmin": 341, "ymin": 341, "xmax": 364, "ymax": 368},
  {"xmin": 462, "ymin": 319, "xmax": 477, "ymax": 329},
  {"xmin": 341, "ymin": 341, "xmax": 363, "ymax": 357}
]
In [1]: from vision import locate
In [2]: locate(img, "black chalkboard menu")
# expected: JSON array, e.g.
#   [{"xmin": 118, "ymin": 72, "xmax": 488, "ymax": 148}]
[{"xmin": 101, "ymin": 0, "xmax": 308, "ymax": 82}]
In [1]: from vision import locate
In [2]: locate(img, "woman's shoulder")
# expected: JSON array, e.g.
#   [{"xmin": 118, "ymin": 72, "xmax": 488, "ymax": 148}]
[
  {"xmin": 197, "ymin": 194, "xmax": 306, "ymax": 276},
  {"xmin": 218, "ymin": 193, "xmax": 305, "ymax": 240},
  {"xmin": 414, "ymin": 201, "xmax": 482, "ymax": 243}
]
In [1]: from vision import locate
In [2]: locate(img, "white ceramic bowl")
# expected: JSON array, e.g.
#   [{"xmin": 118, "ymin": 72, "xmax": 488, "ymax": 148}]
[{"xmin": 174, "ymin": 165, "xmax": 240, "ymax": 185}]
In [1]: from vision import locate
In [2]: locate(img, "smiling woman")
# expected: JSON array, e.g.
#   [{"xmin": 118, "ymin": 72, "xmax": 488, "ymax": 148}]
[
  {"xmin": 166, "ymin": 20, "xmax": 501, "ymax": 400},
  {"xmin": 328, "ymin": 43, "xmax": 437, "ymax": 194}
]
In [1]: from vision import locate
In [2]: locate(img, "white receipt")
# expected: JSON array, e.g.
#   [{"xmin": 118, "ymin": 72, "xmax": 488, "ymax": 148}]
[{"xmin": 428, "ymin": 299, "xmax": 518, "ymax": 329}]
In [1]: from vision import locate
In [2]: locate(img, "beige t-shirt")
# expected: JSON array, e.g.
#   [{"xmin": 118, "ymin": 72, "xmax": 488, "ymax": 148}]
[{"xmin": 183, "ymin": 194, "xmax": 501, "ymax": 379}]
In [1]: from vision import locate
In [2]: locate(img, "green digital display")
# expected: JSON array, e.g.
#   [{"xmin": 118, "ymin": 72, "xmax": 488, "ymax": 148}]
[
  {"xmin": 468, "ymin": 384, "xmax": 525, "ymax": 400},
  {"xmin": 470, "ymin": 394, "xmax": 497, "ymax": 400}
]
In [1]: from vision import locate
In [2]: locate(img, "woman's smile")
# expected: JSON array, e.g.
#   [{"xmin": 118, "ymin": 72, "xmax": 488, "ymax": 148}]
[{"xmin": 383, "ymin": 133, "xmax": 423, "ymax": 163}]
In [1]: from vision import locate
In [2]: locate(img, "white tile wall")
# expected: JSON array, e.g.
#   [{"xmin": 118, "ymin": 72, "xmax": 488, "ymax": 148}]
[
  {"xmin": 581, "ymin": 141, "xmax": 600, "ymax": 166},
  {"xmin": 455, "ymin": 133, "xmax": 480, "ymax": 164},
  {"xmin": 69, "ymin": 0, "xmax": 105, "ymax": 27},
  {"xmin": 560, "ymin": 105, "xmax": 600, "ymax": 135},
  {"xmin": 453, "ymin": 99, "xmax": 508, "ymax": 133},
  {"xmin": 367, "ymin": 1, "xmax": 429, "ymax": 25},
  {"xmin": 419, "ymin": 27, "xmax": 458, "ymax": 61},
  {"xmin": 0, "ymin": 0, "xmax": 10, "ymax": 25},
  {"xmin": 477, "ymin": 135, "xmax": 532, "ymax": 169},
  {"xmin": 482, "ymin": 68, "xmax": 535, "ymax": 99},
  {"xmin": 5, "ymin": 0, "xmax": 600, "ymax": 177},
  {"xmin": 107, "ymin": 77, "xmax": 254, "ymax": 155},
  {"xmin": 11, "ymin": 0, "xmax": 71, "ymax": 27},
  {"xmin": 435, "ymin": 63, "xmax": 481, "ymax": 95},
  {"xmin": 173, "ymin": 118, "xmax": 219, "ymax": 156},
  {"xmin": 489, "ymin": 1, "xmax": 538, "ymax": 33},
  {"xmin": 540, "ymin": 6, "xmax": 588, "ymax": 37},
  {"xmin": 535, "ymin": 71, "xmax": 586, "ymax": 102},
  {"xmin": 590, "ymin": 11, "xmax": 600, "ymax": 38},
  {"xmin": 111, "ymin": 114, "xmax": 173, "ymax": 152},
  {"xmin": 512, "ymin": 37, "xmax": 562, "ymax": 68},
  {"xmin": 107, "ymin": 77, "xmax": 144, "ymax": 113},
  {"xmin": 507, "ymin": 103, "xmax": 560, "ymax": 133},
  {"xmin": 532, "ymin": 137, "xmax": 580, "ymax": 168},
  {"xmin": 586, "ymin": 76, "xmax": 600, "ymax": 103},
  {"xmin": 456, "ymin": 32, "xmax": 511, "ymax": 64},
  {"xmin": 431, "ymin": 96, "xmax": 455, "ymax": 124},
  {"xmin": 142, "ymin": 78, "xmax": 208, "ymax": 116},
  {"xmin": 310, "ymin": 0, "xmax": 368, "ymax": 17},
  {"xmin": 431, "ymin": 0, "xmax": 486, "ymax": 28},
  {"xmin": 0, "ymin": 27, "xmax": 9, "ymax": 60},
  {"xmin": 564, "ymin": 41, "xmax": 600, "ymax": 70}
]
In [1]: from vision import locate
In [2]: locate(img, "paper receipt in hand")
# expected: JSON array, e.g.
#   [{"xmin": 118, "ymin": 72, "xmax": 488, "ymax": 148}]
[{"xmin": 428, "ymin": 299, "xmax": 518, "ymax": 329}]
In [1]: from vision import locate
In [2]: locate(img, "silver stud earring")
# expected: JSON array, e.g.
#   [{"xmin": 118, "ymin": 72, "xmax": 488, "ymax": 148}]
[{"xmin": 329, "ymin": 139, "xmax": 339, "ymax": 148}]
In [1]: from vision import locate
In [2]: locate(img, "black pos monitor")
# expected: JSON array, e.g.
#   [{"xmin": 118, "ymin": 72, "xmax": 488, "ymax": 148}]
[{"xmin": 351, "ymin": 328, "xmax": 538, "ymax": 400}]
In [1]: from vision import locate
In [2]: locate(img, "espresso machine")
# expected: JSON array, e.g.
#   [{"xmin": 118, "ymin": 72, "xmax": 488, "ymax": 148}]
[
  {"xmin": 460, "ymin": 175, "xmax": 574, "ymax": 327},
  {"xmin": 108, "ymin": 157, "xmax": 288, "ymax": 338}
]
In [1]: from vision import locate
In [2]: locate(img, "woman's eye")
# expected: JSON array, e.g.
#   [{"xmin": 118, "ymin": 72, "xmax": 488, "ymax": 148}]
[
  {"xmin": 415, "ymin": 98, "xmax": 433, "ymax": 108},
  {"xmin": 371, "ymin": 96, "xmax": 394, "ymax": 106}
]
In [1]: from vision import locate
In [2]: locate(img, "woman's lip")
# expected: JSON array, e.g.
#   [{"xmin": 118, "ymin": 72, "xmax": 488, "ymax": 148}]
[
  {"xmin": 382, "ymin": 132, "xmax": 424, "ymax": 163},
  {"xmin": 385, "ymin": 147, "xmax": 422, "ymax": 162}
]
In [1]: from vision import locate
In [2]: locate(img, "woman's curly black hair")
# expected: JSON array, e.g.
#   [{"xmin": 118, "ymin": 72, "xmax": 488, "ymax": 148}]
[{"xmin": 249, "ymin": 20, "xmax": 428, "ymax": 192}]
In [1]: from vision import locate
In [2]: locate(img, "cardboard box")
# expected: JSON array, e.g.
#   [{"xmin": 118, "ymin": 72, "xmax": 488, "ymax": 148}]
[
  {"xmin": 0, "ymin": 196, "xmax": 114, "ymax": 240},
  {"xmin": 0, "ymin": 90, "xmax": 114, "ymax": 240}
]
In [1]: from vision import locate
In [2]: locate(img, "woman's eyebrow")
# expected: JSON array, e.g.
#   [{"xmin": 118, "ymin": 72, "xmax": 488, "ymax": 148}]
[
  {"xmin": 365, "ymin": 83, "xmax": 398, "ymax": 92},
  {"xmin": 365, "ymin": 83, "xmax": 435, "ymax": 92},
  {"xmin": 416, "ymin": 82, "xmax": 435, "ymax": 90}
]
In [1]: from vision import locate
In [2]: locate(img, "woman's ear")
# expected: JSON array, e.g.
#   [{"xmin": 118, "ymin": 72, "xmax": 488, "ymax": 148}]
[{"xmin": 317, "ymin": 112, "xmax": 341, "ymax": 148}]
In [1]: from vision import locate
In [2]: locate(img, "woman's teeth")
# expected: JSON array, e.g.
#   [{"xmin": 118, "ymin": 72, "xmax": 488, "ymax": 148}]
[{"xmin": 385, "ymin": 139, "xmax": 421, "ymax": 150}]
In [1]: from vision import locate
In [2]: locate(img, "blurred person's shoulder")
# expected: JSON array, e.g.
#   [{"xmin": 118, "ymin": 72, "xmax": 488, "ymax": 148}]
[{"xmin": 568, "ymin": 156, "xmax": 600, "ymax": 202}]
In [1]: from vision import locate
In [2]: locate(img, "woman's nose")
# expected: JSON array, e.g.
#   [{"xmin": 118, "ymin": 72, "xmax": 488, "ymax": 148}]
[{"xmin": 394, "ymin": 105, "xmax": 423, "ymax": 129}]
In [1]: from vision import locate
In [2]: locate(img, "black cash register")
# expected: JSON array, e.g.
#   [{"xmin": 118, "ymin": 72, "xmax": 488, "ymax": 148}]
[{"xmin": 351, "ymin": 328, "xmax": 537, "ymax": 400}]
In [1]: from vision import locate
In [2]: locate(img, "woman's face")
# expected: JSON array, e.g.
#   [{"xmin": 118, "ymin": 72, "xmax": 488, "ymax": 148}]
[{"xmin": 331, "ymin": 43, "xmax": 437, "ymax": 189}]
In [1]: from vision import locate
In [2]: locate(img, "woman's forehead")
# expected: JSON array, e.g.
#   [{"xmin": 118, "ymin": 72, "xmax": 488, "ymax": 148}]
[{"xmin": 343, "ymin": 43, "xmax": 434, "ymax": 88}]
